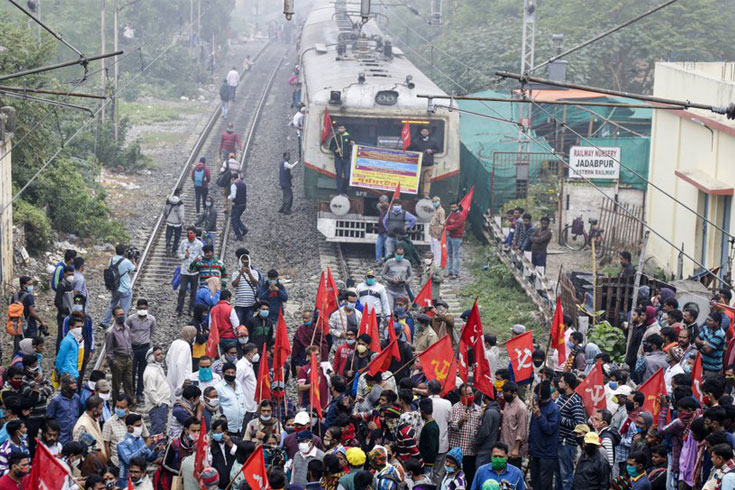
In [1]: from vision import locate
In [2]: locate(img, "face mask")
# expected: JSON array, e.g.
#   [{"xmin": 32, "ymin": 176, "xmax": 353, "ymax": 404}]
[
  {"xmin": 357, "ymin": 345, "xmax": 368, "ymax": 354},
  {"xmin": 298, "ymin": 442, "xmax": 311, "ymax": 454},
  {"xmin": 260, "ymin": 415, "xmax": 272, "ymax": 422},
  {"xmin": 71, "ymin": 458, "xmax": 80, "ymax": 469},
  {"xmin": 444, "ymin": 465, "xmax": 455, "ymax": 474},
  {"xmin": 188, "ymin": 432, "xmax": 198, "ymax": 442},
  {"xmin": 199, "ymin": 367, "xmax": 213, "ymax": 382},
  {"xmin": 25, "ymin": 285, "xmax": 34, "ymax": 293},
  {"xmin": 703, "ymin": 395, "xmax": 711, "ymax": 406},
  {"xmin": 252, "ymin": 353, "xmax": 260, "ymax": 363},
  {"xmin": 304, "ymin": 320, "xmax": 312, "ymax": 326},
  {"xmin": 395, "ymin": 255, "xmax": 404, "ymax": 261},
  {"xmin": 115, "ymin": 316, "xmax": 125, "ymax": 325},
  {"xmin": 625, "ymin": 401, "xmax": 635, "ymax": 412},
  {"xmin": 608, "ymin": 381, "xmax": 618, "ymax": 390},
  {"xmin": 683, "ymin": 363, "xmax": 692, "ymax": 374},
  {"xmin": 224, "ymin": 374, "xmax": 236, "ymax": 384},
  {"xmin": 461, "ymin": 395, "xmax": 475, "ymax": 406},
  {"xmin": 132, "ymin": 426, "xmax": 143, "ymax": 438},
  {"xmin": 533, "ymin": 360, "xmax": 543, "ymax": 367},
  {"xmin": 212, "ymin": 432, "xmax": 224, "ymax": 442},
  {"xmin": 626, "ymin": 464, "xmax": 639, "ymax": 477},
  {"xmin": 491, "ymin": 457, "xmax": 506, "ymax": 471},
  {"xmin": 432, "ymin": 201, "xmax": 440, "ymax": 209},
  {"xmin": 0, "ymin": 410, "xmax": 5, "ymax": 419},
  {"xmin": 273, "ymin": 391, "xmax": 284, "ymax": 400},
  {"xmin": 584, "ymin": 445, "xmax": 598, "ymax": 456},
  {"xmin": 9, "ymin": 379, "xmax": 21, "ymax": 389},
  {"xmin": 345, "ymin": 303, "xmax": 354, "ymax": 311},
  {"xmin": 137, "ymin": 310, "xmax": 147, "ymax": 317},
  {"xmin": 226, "ymin": 355, "xmax": 238, "ymax": 363},
  {"xmin": 366, "ymin": 278, "xmax": 376, "ymax": 286},
  {"xmin": 424, "ymin": 259, "xmax": 433, "ymax": 265},
  {"xmin": 205, "ymin": 397, "xmax": 220, "ymax": 409},
  {"xmin": 504, "ymin": 394, "xmax": 515, "ymax": 403},
  {"xmin": 72, "ymin": 304, "xmax": 84, "ymax": 313},
  {"xmin": 116, "ymin": 408, "xmax": 127, "ymax": 419},
  {"xmin": 187, "ymin": 233, "xmax": 195, "ymax": 241},
  {"xmin": 205, "ymin": 201, "xmax": 212, "ymax": 207},
  {"xmin": 238, "ymin": 337, "xmax": 249, "ymax": 344},
  {"xmin": 99, "ymin": 392, "xmax": 111, "ymax": 401},
  {"xmin": 643, "ymin": 344, "xmax": 653, "ymax": 353},
  {"xmin": 70, "ymin": 327, "xmax": 82, "ymax": 337},
  {"xmin": 393, "ymin": 205, "xmax": 401, "ymax": 212},
  {"xmin": 346, "ymin": 339, "xmax": 356, "ymax": 345},
  {"xmin": 634, "ymin": 427, "xmax": 644, "ymax": 434}
]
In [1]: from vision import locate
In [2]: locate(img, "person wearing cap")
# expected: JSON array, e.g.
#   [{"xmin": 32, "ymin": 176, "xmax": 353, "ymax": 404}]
[
  {"xmin": 431, "ymin": 300, "xmax": 455, "ymax": 346},
  {"xmin": 381, "ymin": 323, "xmax": 413, "ymax": 384},
  {"xmin": 290, "ymin": 430, "xmax": 325, "ymax": 487},
  {"xmin": 338, "ymin": 447, "xmax": 366, "ymax": 490},
  {"xmin": 376, "ymin": 195, "xmax": 391, "ymax": 264},
  {"xmin": 382, "ymin": 246, "xmax": 413, "ymax": 311},
  {"xmin": 572, "ymin": 431, "xmax": 611, "ymax": 490},
  {"xmin": 368, "ymin": 445, "xmax": 401, "ymax": 490},
  {"xmin": 440, "ymin": 447, "xmax": 466, "ymax": 490},
  {"xmin": 608, "ymin": 383, "xmax": 632, "ymax": 427},
  {"xmin": 330, "ymin": 291, "xmax": 362, "ymax": 349},
  {"xmin": 414, "ymin": 313, "xmax": 438, "ymax": 354},
  {"xmin": 191, "ymin": 156, "xmax": 211, "ymax": 214},
  {"xmin": 356, "ymin": 269, "xmax": 392, "ymax": 322},
  {"xmin": 283, "ymin": 411, "xmax": 323, "ymax": 459},
  {"xmin": 258, "ymin": 269, "xmax": 289, "ymax": 323}
]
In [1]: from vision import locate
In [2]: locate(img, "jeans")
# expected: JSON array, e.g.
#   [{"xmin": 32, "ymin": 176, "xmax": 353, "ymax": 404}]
[
  {"xmin": 132, "ymin": 343, "xmax": 149, "ymax": 397},
  {"xmin": 385, "ymin": 236, "xmax": 400, "ymax": 258},
  {"xmin": 149, "ymin": 404, "xmax": 169, "ymax": 436},
  {"xmin": 231, "ymin": 204, "xmax": 247, "ymax": 239},
  {"xmin": 375, "ymin": 233, "xmax": 387, "ymax": 262},
  {"xmin": 447, "ymin": 237, "xmax": 462, "ymax": 275},
  {"xmin": 165, "ymin": 225, "xmax": 182, "ymax": 253},
  {"xmin": 177, "ymin": 274, "xmax": 199, "ymax": 314},
  {"xmin": 101, "ymin": 290, "xmax": 133, "ymax": 327},
  {"xmin": 334, "ymin": 156, "xmax": 350, "ymax": 195},
  {"xmin": 110, "ymin": 355, "xmax": 134, "ymax": 404},
  {"xmin": 530, "ymin": 457, "xmax": 557, "ymax": 490},
  {"xmin": 556, "ymin": 444, "xmax": 578, "ymax": 490},
  {"xmin": 194, "ymin": 186, "xmax": 208, "ymax": 214},
  {"xmin": 235, "ymin": 306, "xmax": 256, "ymax": 325},
  {"xmin": 280, "ymin": 186, "xmax": 293, "ymax": 213},
  {"xmin": 221, "ymin": 99, "xmax": 230, "ymax": 119},
  {"xmin": 228, "ymin": 85, "xmax": 236, "ymax": 100}
]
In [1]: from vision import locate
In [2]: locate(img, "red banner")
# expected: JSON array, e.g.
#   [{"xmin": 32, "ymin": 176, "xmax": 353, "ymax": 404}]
[
  {"xmin": 255, "ymin": 343, "xmax": 271, "ymax": 404},
  {"xmin": 193, "ymin": 416, "xmax": 208, "ymax": 483},
  {"xmin": 241, "ymin": 446, "xmax": 270, "ymax": 490},
  {"xmin": 273, "ymin": 309, "xmax": 291, "ymax": 384},
  {"xmin": 440, "ymin": 229, "xmax": 448, "ymax": 269},
  {"xmin": 505, "ymin": 331, "xmax": 534, "ymax": 382},
  {"xmin": 418, "ymin": 335, "xmax": 456, "ymax": 395},
  {"xmin": 413, "ymin": 275, "xmax": 433, "ymax": 308},
  {"xmin": 458, "ymin": 339, "xmax": 469, "ymax": 383},
  {"xmin": 386, "ymin": 318, "xmax": 401, "ymax": 361},
  {"xmin": 691, "ymin": 352, "xmax": 703, "ymax": 403},
  {"xmin": 358, "ymin": 305, "xmax": 370, "ymax": 336},
  {"xmin": 575, "ymin": 361, "xmax": 606, "ymax": 415},
  {"xmin": 367, "ymin": 308, "xmax": 381, "ymax": 353},
  {"xmin": 458, "ymin": 186, "xmax": 474, "ymax": 219},
  {"xmin": 472, "ymin": 333, "xmax": 495, "ymax": 399},
  {"xmin": 391, "ymin": 182, "xmax": 402, "ymax": 203},
  {"xmin": 460, "ymin": 298, "xmax": 482, "ymax": 346},
  {"xmin": 206, "ymin": 313, "xmax": 220, "ymax": 359},
  {"xmin": 321, "ymin": 108, "xmax": 333, "ymax": 145},
  {"xmin": 367, "ymin": 340, "xmax": 397, "ymax": 376},
  {"xmin": 401, "ymin": 122, "xmax": 411, "ymax": 151},
  {"xmin": 639, "ymin": 368, "xmax": 667, "ymax": 419},
  {"xmin": 309, "ymin": 352, "xmax": 323, "ymax": 418},
  {"xmin": 27, "ymin": 439, "xmax": 69, "ymax": 490},
  {"xmin": 551, "ymin": 296, "xmax": 566, "ymax": 366}
]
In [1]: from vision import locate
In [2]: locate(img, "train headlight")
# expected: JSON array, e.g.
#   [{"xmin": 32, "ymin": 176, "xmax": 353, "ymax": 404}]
[{"xmin": 375, "ymin": 90, "xmax": 398, "ymax": 106}]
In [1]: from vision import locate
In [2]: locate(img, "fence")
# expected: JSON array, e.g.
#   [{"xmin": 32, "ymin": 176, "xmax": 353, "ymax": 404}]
[
  {"xmin": 489, "ymin": 151, "xmax": 561, "ymax": 216},
  {"xmin": 597, "ymin": 199, "xmax": 645, "ymax": 262}
]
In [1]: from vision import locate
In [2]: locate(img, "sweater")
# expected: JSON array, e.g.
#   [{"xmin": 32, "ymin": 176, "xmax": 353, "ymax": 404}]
[
  {"xmin": 529, "ymin": 398, "xmax": 560, "ymax": 458},
  {"xmin": 164, "ymin": 196, "xmax": 185, "ymax": 227},
  {"xmin": 445, "ymin": 211, "xmax": 466, "ymax": 239},
  {"xmin": 418, "ymin": 420, "xmax": 439, "ymax": 465}
]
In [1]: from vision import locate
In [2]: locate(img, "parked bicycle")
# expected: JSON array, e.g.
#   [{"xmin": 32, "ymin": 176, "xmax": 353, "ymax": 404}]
[{"xmin": 561, "ymin": 214, "xmax": 605, "ymax": 257}]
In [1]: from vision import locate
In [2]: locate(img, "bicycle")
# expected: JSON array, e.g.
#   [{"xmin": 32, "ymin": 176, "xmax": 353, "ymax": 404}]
[{"xmin": 561, "ymin": 214, "xmax": 605, "ymax": 257}]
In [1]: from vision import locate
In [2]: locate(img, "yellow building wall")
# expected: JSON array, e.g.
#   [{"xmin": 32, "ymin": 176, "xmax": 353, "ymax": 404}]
[{"xmin": 0, "ymin": 133, "xmax": 12, "ymax": 288}]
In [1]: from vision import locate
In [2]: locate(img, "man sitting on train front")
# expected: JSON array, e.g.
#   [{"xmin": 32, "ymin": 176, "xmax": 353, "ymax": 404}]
[
  {"xmin": 408, "ymin": 126, "xmax": 440, "ymax": 198},
  {"xmin": 329, "ymin": 123, "xmax": 354, "ymax": 196}
]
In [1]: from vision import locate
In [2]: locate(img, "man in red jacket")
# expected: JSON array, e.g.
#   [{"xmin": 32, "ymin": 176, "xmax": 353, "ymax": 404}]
[
  {"xmin": 219, "ymin": 123, "xmax": 242, "ymax": 161},
  {"xmin": 209, "ymin": 290, "xmax": 240, "ymax": 354},
  {"xmin": 445, "ymin": 201, "xmax": 466, "ymax": 279}
]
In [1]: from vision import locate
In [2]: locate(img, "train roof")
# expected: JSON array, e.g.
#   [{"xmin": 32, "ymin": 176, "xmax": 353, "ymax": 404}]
[{"xmin": 299, "ymin": 0, "xmax": 451, "ymax": 112}]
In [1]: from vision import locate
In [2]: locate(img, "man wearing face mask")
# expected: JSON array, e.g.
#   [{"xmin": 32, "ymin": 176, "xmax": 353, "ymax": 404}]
[
  {"xmin": 444, "ymin": 202, "xmax": 467, "ymax": 279},
  {"xmin": 0, "ymin": 449, "xmax": 29, "ymax": 489},
  {"xmin": 382, "ymin": 246, "xmax": 413, "ymax": 311},
  {"xmin": 528, "ymin": 381, "xmax": 559, "ymax": 490},
  {"xmin": 103, "ymin": 393, "xmax": 147, "ymax": 472},
  {"xmin": 616, "ymin": 391, "xmax": 645, "ymax": 477},
  {"xmin": 54, "ymin": 265, "xmax": 76, "ymax": 353},
  {"xmin": 420, "ymin": 251, "xmax": 443, "ymax": 303},
  {"xmin": 356, "ymin": 270, "xmax": 392, "ymax": 324},
  {"xmin": 208, "ymin": 419, "xmax": 236, "ymax": 488},
  {"xmin": 235, "ymin": 344, "xmax": 259, "ymax": 424},
  {"xmin": 13, "ymin": 277, "xmax": 47, "ymax": 355},
  {"xmin": 72, "ymin": 396, "xmax": 107, "ymax": 461},
  {"xmin": 117, "ymin": 414, "xmax": 158, "ymax": 487},
  {"xmin": 105, "ymin": 306, "xmax": 134, "ymax": 404},
  {"xmin": 500, "ymin": 382, "xmax": 528, "ymax": 470},
  {"xmin": 448, "ymin": 384, "xmax": 483, "ymax": 484},
  {"xmin": 258, "ymin": 269, "xmax": 289, "ymax": 323},
  {"xmin": 330, "ymin": 292, "xmax": 362, "ymax": 348},
  {"xmin": 56, "ymin": 317, "xmax": 85, "ymax": 381},
  {"xmin": 18, "ymin": 354, "xmax": 53, "ymax": 421},
  {"xmin": 333, "ymin": 328, "xmax": 358, "ymax": 376},
  {"xmin": 345, "ymin": 334, "xmax": 374, "ymax": 379},
  {"xmin": 58, "ymin": 441, "xmax": 86, "ymax": 489},
  {"xmin": 383, "ymin": 199, "xmax": 417, "ymax": 260},
  {"xmin": 158, "ymin": 417, "xmax": 200, "ymax": 487},
  {"xmin": 176, "ymin": 226, "xmax": 204, "ymax": 317},
  {"xmin": 218, "ymin": 362, "xmax": 248, "ymax": 436},
  {"xmin": 470, "ymin": 442, "xmax": 525, "ymax": 490},
  {"xmin": 62, "ymin": 296, "xmax": 94, "ymax": 384},
  {"xmin": 292, "ymin": 309, "xmax": 330, "ymax": 377},
  {"xmin": 572, "ymin": 432, "xmax": 611, "ymax": 490},
  {"xmin": 626, "ymin": 451, "xmax": 651, "ymax": 490},
  {"xmin": 640, "ymin": 334, "xmax": 668, "ymax": 380},
  {"xmin": 246, "ymin": 302, "xmax": 274, "ymax": 368},
  {"xmin": 554, "ymin": 373, "xmax": 587, "ymax": 490},
  {"xmin": 232, "ymin": 251, "xmax": 262, "ymax": 325},
  {"xmin": 188, "ymin": 355, "xmax": 221, "ymax": 396},
  {"xmin": 290, "ymin": 431, "xmax": 325, "ymax": 487},
  {"xmin": 244, "ymin": 400, "xmax": 283, "ymax": 445},
  {"xmin": 125, "ymin": 299, "xmax": 157, "ymax": 405},
  {"xmin": 142, "ymin": 347, "xmax": 171, "ymax": 436},
  {"xmin": 428, "ymin": 196, "xmax": 445, "ymax": 263},
  {"xmin": 201, "ymin": 387, "xmax": 220, "ymax": 429}
]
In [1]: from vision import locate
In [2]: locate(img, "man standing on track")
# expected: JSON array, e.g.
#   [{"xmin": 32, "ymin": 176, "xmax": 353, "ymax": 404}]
[
  {"xmin": 329, "ymin": 123, "xmax": 353, "ymax": 196},
  {"xmin": 219, "ymin": 79, "xmax": 232, "ymax": 119},
  {"xmin": 279, "ymin": 151, "xmax": 299, "ymax": 215},
  {"xmin": 177, "ymin": 226, "xmax": 204, "ymax": 317},
  {"xmin": 228, "ymin": 173, "xmax": 248, "ymax": 242},
  {"xmin": 219, "ymin": 123, "xmax": 242, "ymax": 162},
  {"xmin": 226, "ymin": 66, "xmax": 240, "ymax": 100},
  {"xmin": 125, "ymin": 299, "xmax": 156, "ymax": 406},
  {"xmin": 191, "ymin": 157, "xmax": 210, "ymax": 214}
]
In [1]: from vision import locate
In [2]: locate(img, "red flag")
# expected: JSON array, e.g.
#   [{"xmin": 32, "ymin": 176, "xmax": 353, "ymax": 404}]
[
  {"xmin": 458, "ymin": 186, "xmax": 474, "ymax": 219},
  {"xmin": 472, "ymin": 333, "xmax": 495, "ymax": 399},
  {"xmin": 460, "ymin": 298, "xmax": 482, "ymax": 346},
  {"xmin": 27, "ymin": 440, "xmax": 70, "ymax": 490},
  {"xmin": 367, "ymin": 339, "xmax": 397, "ymax": 376},
  {"xmin": 206, "ymin": 312, "xmax": 221, "ymax": 359},
  {"xmin": 413, "ymin": 275, "xmax": 434, "ymax": 308},
  {"xmin": 273, "ymin": 308, "xmax": 291, "ymax": 384},
  {"xmin": 401, "ymin": 122, "xmax": 411, "ymax": 151},
  {"xmin": 193, "ymin": 416, "xmax": 208, "ymax": 483},
  {"xmin": 440, "ymin": 229, "xmax": 448, "ymax": 269},
  {"xmin": 505, "ymin": 331, "xmax": 534, "ymax": 382},
  {"xmin": 309, "ymin": 352, "xmax": 323, "ymax": 418},
  {"xmin": 128, "ymin": 478, "xmax": 134, "ymax": 490},
  {"xmin": 387, "ymin": 318, "xmax": 401, "ymax": 361},
  {"xmin": 458, "ymin": 339, "xmax": 469, "ymax": 383},
  {"xmin": 321, "ymin": 108, "xmax": 333, "ymax": 145},
  {"xmin": 575, "ymin": 361, "xmax": 606, "ymax": 415},
  {"xmin": 639, "ymin": 368, "xmax": 667, "ymax": 419},
  {"xmin": 240, "ymin": 446, "xmax": 271, "ymax": 490},
  {"xmin": 418, "ymin": 335, "xmax": 456, "ymax": 395},
  {"xmin": 255, "ymin": 343, "xmax": 271, "ymax": 403},
  {"xmin": 392, "ymin": 182, "xmax": 401, "ymax": 202},
  {"xmin": 358, "ymin": 305, "xmax": 370, "ymax": 336},
  {"xmin": 691, "ymin": 352, "xmax": 703, "ymax": 402},
  {"xmin": 551, "ymin": 296, "xmax": 566, "ymax": 366},
  {"xmin": 325, "ymin": 267, "xmax": 340, "ymax": 314},
  {"xmin": 367, "ymin": 308, "xmax": 381, "ymax": 353}
]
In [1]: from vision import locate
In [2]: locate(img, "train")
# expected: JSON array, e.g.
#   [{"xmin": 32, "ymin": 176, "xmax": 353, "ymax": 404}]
[{"xmin": 299, "ymin": 0, "xmax": 460, "ymax": 244}]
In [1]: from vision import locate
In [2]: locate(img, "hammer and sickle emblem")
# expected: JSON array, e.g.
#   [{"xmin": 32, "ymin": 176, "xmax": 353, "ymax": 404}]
[
  {"xmin": 514, "ymin": 348, "xmax": 533, "ymax": 370},
  {"xmin": 253, "ymin": 475, "xmax": 265, "ymax": 489},
  {"xmin": 431, "ymin": 359, "xmax": 451, "ymax": 381},
  {"xmin": 586, "ymin": 385, "xmax": 605, "ymax": 404}
]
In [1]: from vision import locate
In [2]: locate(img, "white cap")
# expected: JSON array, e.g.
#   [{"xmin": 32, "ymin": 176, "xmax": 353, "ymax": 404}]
[
  {"xmin": 611, "ymin": 385, "xmax": 632, "ymax": 397},
  {"xmin": 294, "ymin": 411, "xmax": 310, "ymax": 425}
]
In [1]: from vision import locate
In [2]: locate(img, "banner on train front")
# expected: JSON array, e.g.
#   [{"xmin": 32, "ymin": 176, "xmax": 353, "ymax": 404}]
[{"xmin": 349, "ymin": 145, "xmax": 423, "ymax": 194}]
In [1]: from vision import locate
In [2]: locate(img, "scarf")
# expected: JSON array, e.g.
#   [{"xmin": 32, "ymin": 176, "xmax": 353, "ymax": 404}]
[
  {"xmin": 321, "ymin": 472, "xmax": 345, "ymax": 490},
  {"xmin": 715, "ymin": 459, "xmax": 735, "ymax": 490},
  {"xmin": 620, "ymin": 408, "xmax": 641, "ymax": 435}
]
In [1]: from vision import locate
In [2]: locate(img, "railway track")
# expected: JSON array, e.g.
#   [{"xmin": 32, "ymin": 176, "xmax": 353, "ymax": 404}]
[{"xmin": 93, "ymin": 42, "xmax": 290, "ymax": 369}]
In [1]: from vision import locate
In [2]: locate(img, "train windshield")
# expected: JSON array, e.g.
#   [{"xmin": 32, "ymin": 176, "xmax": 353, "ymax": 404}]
[{"xmin": 325, "ymin": 117, "xmax": 445, "ymax": 152}]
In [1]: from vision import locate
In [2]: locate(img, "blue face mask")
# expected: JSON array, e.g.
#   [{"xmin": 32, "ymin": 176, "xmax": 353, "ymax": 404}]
[
  {"xmin": 199, "ymin": 367, "xmax": 213, "ymax": 382},
  {"xmin": 395, "ymin": 255, "xmax": 404, "ymax": 261},
  {"xmin": 304, "ymin": 320, "xmax": 312, "ymax": 326},
  {"xmin": 25, "ymin": 285, "xmax": 34, "ymax": 293},
  {"xmin": 444, "ymin": 465, "xmax": 455, "ymax": 474},
  {"xmin": 627, "ymin": 464, "xmax": 639, "ymax": 477},
  {"xmin": 366, "ymin": 278, "xmax": 376, "ymax": 286},
  {"xmin": 433, "ymin": 202, "xmax": 440, "ymax": 209},
  {"xmin": 115, "ymin": 409, "xmax": 127, "ymax": 419},
  {"xmin": 212, "ymin": 432, "xmax": 224, "ymax": 442},
  {"xmin": 608, "ymin": 381, "xmax": 618, "ymax": 390},
  {"xmin": 260, "ymin": 310, "xmax": 269, "ymax": 318},
  {"xmin": 226, "ymin": 355, "xmax": 238, "ymax": 363},
  {"xmin": 634, "ymin": 427, "xmax": 644, "ymax": 434},
  {"xmin": 0, "ymin": 409, "xmax": 5, "ymax": 419}
]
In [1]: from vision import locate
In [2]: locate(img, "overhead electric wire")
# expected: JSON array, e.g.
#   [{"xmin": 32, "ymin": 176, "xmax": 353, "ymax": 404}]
[
  {"xmin": 0, "ymin": 90, "xmax": 94, "ymax": 114},
  {"xmin": 6, "ymin": 0, "xmax": 85, "ymax": 58}
]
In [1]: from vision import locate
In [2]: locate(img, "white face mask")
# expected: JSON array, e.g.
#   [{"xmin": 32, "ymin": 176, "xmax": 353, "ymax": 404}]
[
  {"xmin": 88, "ymin": 381, "xmax": 96, "ymax": 391},
  {"xmin": 137, "ymin": 310, "xmax": 148, "ymax": 317},
  {"xmin": 252, "ymin": 353, "xmax": 260, "ymax": 363},
  {"xmin": 132, "ymin": 426, "xmax": 143, "ymax": 438},
  {"xmin": 99, "ymin": 392, "xmax": 111, "ymax": 401},
  {"xmin": 205, "ymin": 397, "xmax": 219, "ymax": 408},
  {"xmin": 70, "ymin": 327, "xmax": 82, "ymax": 338},
  {"xmin": 298, "ymin": 442, "xmax": 311, "ymax": 454}
]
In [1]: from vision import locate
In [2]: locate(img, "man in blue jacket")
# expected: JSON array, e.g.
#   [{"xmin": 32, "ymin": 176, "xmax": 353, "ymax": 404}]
[
  {"xmin": 46, "ymin": 376, "xmax": 81, "ymax": 446},
  {"xmin": 258, "ymin": 269, "xmax": 289, "ymax": 323},
  {"xmin": 529, "ymin": 381, "xmax": 560, "ymax": 490},
  {"xmin": 471, "ymin": 442, "xmax": 525, "ymax": 490},
  {"xmin": 117, "ymin": 413, "xmax": 159, "ymax": 487}
]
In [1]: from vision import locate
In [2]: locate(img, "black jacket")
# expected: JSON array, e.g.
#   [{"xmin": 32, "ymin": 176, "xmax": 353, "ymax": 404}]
[
  {"xmin": 211, "ymin": 441, "xmax": 236, "ymax": 488},
  {"xmin": 195, "ymin": 207, "xmax": 217, "ymax": 232},
  {"xmin": 381, "ymin": 338, "xmax": 414, "ymax": 384},
  {"xmin": 572, "ymin": 449, "xmax": 610, "ymax": 490},
  {"xmin": 408, "ymin": 136, "xmax": 440, "ymax": 166}
]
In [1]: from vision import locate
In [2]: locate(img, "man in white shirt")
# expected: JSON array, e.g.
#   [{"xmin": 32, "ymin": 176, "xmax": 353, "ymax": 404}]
[
  {"xmin": 143, "ymin": 346, "xmax": 171, "ymax": 435},
  {"xmin": 235, "ymin": 343, "xmax": 258, "ymax": 425},
  {"xmin": 329, "ymin": 290, "xmax": 362, "ymax": 348},
  {"xmin": 188, "ymin": 355, "xmax": 221, "ymax": 396},
  {"xmin": 428, "ymin": 379, "xmax": 452, "ymax": 482},
  {"xmin": 226, "ymin": 66, "xmax": 240, "ymax": 99},
  {"xmin": 355, "ymin": 269, "xmax": 392, "ymax": 323}
]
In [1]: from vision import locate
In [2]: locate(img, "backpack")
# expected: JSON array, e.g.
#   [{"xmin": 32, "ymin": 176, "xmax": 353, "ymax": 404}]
[
  {"xmin": 6, "ymin": 292, "xmax": 28, "ymax": 337},
  {"xmin": 377, "ymin": 471, "xmax": 408, "ymax": 490},
  {"xmin": 103, "ymin": 257, "xmax": 125, "ymax": 291},
  {"xmin": 216, "ymin": 165, "xmax": 231, "ymax": 188}
]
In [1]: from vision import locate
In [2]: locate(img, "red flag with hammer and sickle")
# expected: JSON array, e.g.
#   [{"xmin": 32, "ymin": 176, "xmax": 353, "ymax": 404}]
[
  {"xmin": 413, "ymin": 275, "xmax": 433, "ymax": 309},
  {"xmin": 367, "ymin": 339, "xmax": 397, "ymax": 376},
  {"xmin": 273, "ymin": 308, "xmax": 291, "ymax": 384},
  {"xmin": 237, "ymin": 446, "xmax": 270, "ymax": 490},
  {"xmin": 506, "ymin": 331, "xmax": 534, "ymax": 382},
  {"xmin": 691, "ymin": 351, "xmax": 703, "ymax": 403},
  {"xmin": 472, "ymin": 332, "xmax": 495, "ymax": 399},
  {"xmin": 418, "ymin": 335, "xmax": 456, "ymax": 395},
  {"xmin": 309, "ymin": 352, "xmax": 323, "ymax": 418},
  {"xmin": 460, "ymin": 298, "xmax": 482, "ymax": 346},
  {"xmin": 575, "ymin": 361, "xmax": 606, "ymax": 415},
  {"xmin": 401, "ymin": 122, "xmax": 411, "ymax": 151},
  {"xmin": 639, "ymin": 368, "xmax": 667, "ymax": 419}
]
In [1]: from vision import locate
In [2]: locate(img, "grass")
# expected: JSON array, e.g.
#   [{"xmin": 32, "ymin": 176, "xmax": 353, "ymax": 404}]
[
  {"xmin": 120, "ymin": 101, "xmax": 201, "ymax": 125},
  {"xmin": 138, "ymin": 131, "xmax": 189, "ymax": 146},
  {"xmin": 460, "ymin": 238, "xmax": 540, "ymax": 343}
]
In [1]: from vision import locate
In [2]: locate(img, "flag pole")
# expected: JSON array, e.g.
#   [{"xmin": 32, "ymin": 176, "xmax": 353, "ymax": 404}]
[{"xmin": 383, "ymin": 354, "xmax": 418, "ymax": 381}]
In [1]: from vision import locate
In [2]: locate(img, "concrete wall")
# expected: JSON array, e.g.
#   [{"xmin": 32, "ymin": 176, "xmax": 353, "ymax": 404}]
[
  {"xmin": 646, "ymin": 63, "xmax": 735, "ymax": 277},
  {"xmin": 0, "ymin": 130, "xmax": 12, "ymax": 288},
  {"xmin": 562, "ymin": 183, "xmax": 644, "ymax": 226}
]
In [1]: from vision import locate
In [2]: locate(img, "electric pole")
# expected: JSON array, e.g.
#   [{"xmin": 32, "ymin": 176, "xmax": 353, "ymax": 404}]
[
  {"xmin": 101, "ymin": 0, "xmax": 107, "ymax": 123},
  {"xmin": 516, "ymin": 0, "xmax": 536, "ymax": 197}
]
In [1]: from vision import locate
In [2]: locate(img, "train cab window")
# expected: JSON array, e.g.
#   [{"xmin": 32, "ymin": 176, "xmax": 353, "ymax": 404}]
[{"xmin": 324, "ymin": 117, "xmax": 445, "ymax": 153}]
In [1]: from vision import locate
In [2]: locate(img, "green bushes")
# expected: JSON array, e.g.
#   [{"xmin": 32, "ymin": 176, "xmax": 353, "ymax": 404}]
[{"xmin": 13, "ymin": 199, "xmax": 53, "ymax": 255}]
